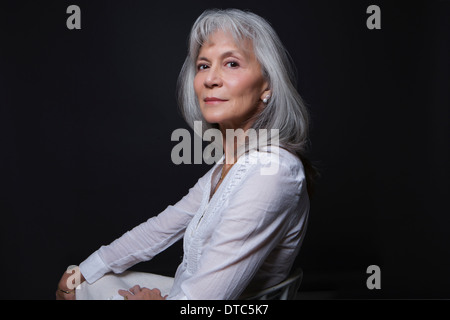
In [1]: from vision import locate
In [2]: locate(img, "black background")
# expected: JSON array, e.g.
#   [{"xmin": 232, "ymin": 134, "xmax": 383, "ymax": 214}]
[{"xmin": 0, "ymin": 0, "xmax": 449, "ymax": 300}]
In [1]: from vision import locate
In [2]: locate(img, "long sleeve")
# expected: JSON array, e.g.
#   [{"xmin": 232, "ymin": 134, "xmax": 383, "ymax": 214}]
[
  {"xmin": 79, "ymin": 169, "xmax": 211, "ymax": 284},
  {"xmin": 168, "ymin": 154, "xmax": 308, "ymax": 300}
]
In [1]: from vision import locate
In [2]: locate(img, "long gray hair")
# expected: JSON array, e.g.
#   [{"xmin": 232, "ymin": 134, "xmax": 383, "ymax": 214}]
[{"xmin": 177, "ymin": 8, "xmax": 317, "ymax": 194}]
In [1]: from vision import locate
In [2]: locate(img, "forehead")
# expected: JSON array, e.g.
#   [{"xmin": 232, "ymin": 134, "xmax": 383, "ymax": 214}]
[{"xmin": 198, "ymin": 30, "xmax": 254, "ymax": 58}]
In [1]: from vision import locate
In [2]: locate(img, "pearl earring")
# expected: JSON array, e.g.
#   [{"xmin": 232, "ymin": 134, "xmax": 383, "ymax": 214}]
[{"xmin": 263, "ymin": 95, "xmax": 270, "ymax": 104}]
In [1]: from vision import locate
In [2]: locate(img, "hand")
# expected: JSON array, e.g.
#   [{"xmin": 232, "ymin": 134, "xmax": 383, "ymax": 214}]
[
  {"xmin": 118, "ymin": 285, "xmax": 168, "ymax": 300},
  {"xmin": 56, "ymin": 266, "xmax": 85, "ymax": 300}
]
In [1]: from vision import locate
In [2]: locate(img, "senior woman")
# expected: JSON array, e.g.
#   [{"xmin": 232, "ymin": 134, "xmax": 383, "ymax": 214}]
[{"xmin": 56, "ymin": 8, "xmax": 313, "ymax": 300}]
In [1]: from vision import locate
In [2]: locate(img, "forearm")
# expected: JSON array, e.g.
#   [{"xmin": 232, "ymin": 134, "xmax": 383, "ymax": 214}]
[{"xmin": 79, "ymin": 204, "xmax": 193, "ymax": 283}]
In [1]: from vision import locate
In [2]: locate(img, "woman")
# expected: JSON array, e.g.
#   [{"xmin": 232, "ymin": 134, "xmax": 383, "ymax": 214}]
[{"xmin": 56, "ymin": 8, "xmax": 313, "ymax": 300}]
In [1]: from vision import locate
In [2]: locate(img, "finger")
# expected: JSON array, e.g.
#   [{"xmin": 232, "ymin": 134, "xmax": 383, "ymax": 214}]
[
  {"xmin": 118, "ymin": 289, "xmax": 132, "ymax": 297},
  {"xmin": 56, "ymin": 290, "xmax": 65, "ymax": 300},
  {"xmin": 118, "ymin": 289, "xmax": 134, "ymax": 300},
  {"xmin": 118, "ymin": 289, "xmax": 127, "ymax": 296},
  {"xmin": 129, "ymin": 285, "xmax": 141, "ymax": 295},
  {"xmin": 56, "ymin": 289, "xmax": 76, "ymax": 300},
  {"xmin": 151, "ymin": 288, "xmax": 161, "ymax": 295}
]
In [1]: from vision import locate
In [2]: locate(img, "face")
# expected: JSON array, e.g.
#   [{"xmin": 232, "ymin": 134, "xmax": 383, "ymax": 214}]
[{"xmin": 194, "ymin": 30, "xmax": 270, "ymax": 131}]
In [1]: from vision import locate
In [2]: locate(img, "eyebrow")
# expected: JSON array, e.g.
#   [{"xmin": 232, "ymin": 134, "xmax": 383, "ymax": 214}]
[{"xmin": 197, "ymin": 50, "xmax": 244, "ymax": 62}]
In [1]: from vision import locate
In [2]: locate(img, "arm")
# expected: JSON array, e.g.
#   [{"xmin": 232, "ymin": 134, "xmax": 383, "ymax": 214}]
[
  {"xmin": 169, "ymin": 161, "xmax": 307, "ymax": 300},
  {"xmin": 79, "ymin": 171, "xmax": 210, "ymax": 284}
]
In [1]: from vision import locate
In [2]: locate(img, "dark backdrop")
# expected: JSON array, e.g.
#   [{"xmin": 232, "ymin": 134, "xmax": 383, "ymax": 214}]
[{"xmin": 0, "ymin": 0, "xmax": 448, "ymax": 299}]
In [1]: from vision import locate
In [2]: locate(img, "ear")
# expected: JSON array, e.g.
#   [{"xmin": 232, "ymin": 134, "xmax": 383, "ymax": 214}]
[{"xmin": 260, "ymin": 87, "xmax": 272, "ymax": 103}]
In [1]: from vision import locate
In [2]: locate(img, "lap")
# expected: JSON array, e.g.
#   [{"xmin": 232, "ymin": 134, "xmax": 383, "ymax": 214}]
[{"xmin": 76, "ymin": 271, "xmax": 174, "ymax": 300}]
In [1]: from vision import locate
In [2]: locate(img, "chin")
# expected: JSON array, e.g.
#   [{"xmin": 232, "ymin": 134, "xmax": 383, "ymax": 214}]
[{"xmin": 201, "ymin": 111, "xmax": 230, "ymax": 126}]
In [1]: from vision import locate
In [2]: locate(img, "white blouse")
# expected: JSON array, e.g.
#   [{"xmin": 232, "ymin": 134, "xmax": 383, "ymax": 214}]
[{"xmin": 79, "ymin": 146, "xmax": 309, "ymax": 299}]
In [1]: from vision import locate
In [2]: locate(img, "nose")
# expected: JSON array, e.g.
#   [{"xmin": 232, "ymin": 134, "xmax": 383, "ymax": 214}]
[{"xmin": 204, "ymin": 66, "xmax": 222, "ymax": 88}]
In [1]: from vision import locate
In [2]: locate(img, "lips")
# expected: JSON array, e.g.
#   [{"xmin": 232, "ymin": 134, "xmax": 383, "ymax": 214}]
[{"xmin": 204, "ymin": 97, "xmax": 228, "ymax": 103}]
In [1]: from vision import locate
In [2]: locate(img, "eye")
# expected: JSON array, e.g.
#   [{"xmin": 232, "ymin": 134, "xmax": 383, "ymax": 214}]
[
  {"xmin": 197, "ymin": 64, "xmax": 209, "ymax": 71},
  {"xmin": 226, "ymin": 61, "xmax": 239, "ymax": 68}
]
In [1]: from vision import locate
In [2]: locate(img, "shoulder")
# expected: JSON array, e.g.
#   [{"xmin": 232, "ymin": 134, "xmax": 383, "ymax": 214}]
[
  {"xmin": 243, "ymin": 146, "xmax": 305, "ymax": 183},
  {"xmin": 231, "ymin": 146, "xmax": 306, "ymax": 201},
  {"xmin": 220, "ymin": 146, "xmax": 307, "ymax": 222}
]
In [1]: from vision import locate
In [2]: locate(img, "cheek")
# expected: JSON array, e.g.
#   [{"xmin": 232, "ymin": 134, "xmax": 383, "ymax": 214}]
[{"xmin": 229, "ymin": 76, "xmax": 262, "ymax": 102}]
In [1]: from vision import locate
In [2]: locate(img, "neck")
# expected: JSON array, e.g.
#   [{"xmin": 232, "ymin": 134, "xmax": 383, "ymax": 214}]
[{"xmin": 219, "ymin": 120, "xmax": 254, "ymax": 165}]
